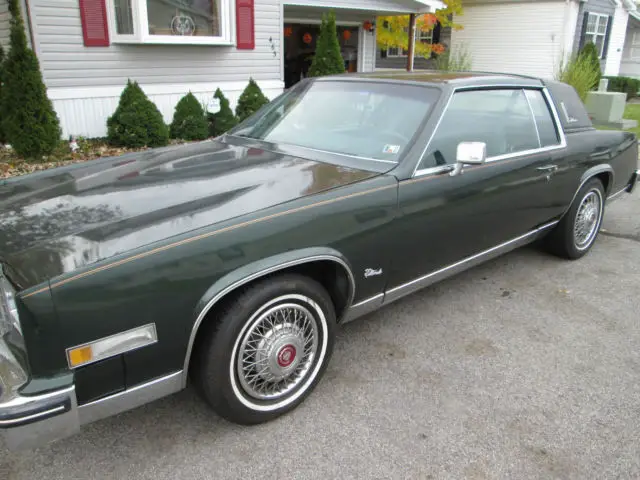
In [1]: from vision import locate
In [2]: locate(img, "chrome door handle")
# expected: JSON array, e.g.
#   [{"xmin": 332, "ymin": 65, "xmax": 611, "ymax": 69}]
[{"xmin": 537, "ymin": 165, "xmax": 558, "ymax": 173}]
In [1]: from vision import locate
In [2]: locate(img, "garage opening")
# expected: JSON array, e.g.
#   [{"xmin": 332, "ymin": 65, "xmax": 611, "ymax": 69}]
[{"xmin": 283, "ymin": 22, "xmax": 360, "ymax": 89}]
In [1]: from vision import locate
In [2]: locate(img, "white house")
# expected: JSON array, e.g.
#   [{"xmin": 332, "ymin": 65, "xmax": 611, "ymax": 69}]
[
  {"xmin": 620, "ymin": 4, "xmax": 640, "ymax": 77},
  {"xmin": 0, "ymin": 0, "xmax": 443, "ymax": 139},
  {"xmin": 448, "ymin": 0, "xmax": 638, "ymax": 80}
]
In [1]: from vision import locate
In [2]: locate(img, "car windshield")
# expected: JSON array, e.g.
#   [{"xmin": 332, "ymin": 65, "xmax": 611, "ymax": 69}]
[{"xmin": 228, "ymin": 80, "xmax": 440, "ymax": 162}]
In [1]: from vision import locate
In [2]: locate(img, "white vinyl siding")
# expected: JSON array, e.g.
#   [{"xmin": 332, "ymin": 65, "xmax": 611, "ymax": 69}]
[
  {"xmin": 29, "ymin": 0, "xmax": 282, "ymax": 88},
  {"xmin": 603, "ymin": 4, "xmax": 629, "ymax": 76},
  {"xmin": 450, "ymin": 1, "xmax": 574, "ymax": 79},
  {"xmin": 363, "ymin": 25, "xmax": 376, "ymax": 71},
  {"xmin": 0, "ymin": 0, "xmax": 10, "ymax": 51},
  {"xmin": 620, "ymin": 21, "xmax": 640, "ymax": 78}
]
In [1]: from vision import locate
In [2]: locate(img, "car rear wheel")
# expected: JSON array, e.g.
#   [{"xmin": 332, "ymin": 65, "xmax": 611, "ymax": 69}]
[
  {"xmin": 192, "ymin": 274, "xmax": 336, "ymax": 425},
  {"xmin": 545, "ymin": 178, "xmax": 605, "ymax": 259}
]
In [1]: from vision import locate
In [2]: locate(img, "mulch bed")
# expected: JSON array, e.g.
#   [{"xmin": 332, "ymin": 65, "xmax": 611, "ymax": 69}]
[{"xmin": 0, "ymin": 138, "xmax": 192, "ymax": 180}]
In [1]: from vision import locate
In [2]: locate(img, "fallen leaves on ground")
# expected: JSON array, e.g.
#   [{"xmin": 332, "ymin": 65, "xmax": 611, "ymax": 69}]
[{"xmin": 0, "ymin": 138, "xmax": 191, "ymax": 180}]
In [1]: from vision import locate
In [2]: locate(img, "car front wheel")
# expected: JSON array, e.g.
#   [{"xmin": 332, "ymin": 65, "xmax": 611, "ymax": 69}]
[
  {"xmin": 193, "ymin": 274, "xmax": 336, "ymax": 425},
  {"xmin": 546, "ymin": 177, "xmax": 605, "ymax": 259}
]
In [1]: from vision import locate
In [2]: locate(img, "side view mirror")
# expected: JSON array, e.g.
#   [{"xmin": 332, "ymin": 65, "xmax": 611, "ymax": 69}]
[{"xmin": 450, "ymin": 141, "xmax": 487, "ymax": 176}]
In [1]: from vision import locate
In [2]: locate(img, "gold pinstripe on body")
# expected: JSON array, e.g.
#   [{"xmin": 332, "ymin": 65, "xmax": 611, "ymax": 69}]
[{"xmin": 20, "ymin": 182, "xmax": 399, "ymax": 299}]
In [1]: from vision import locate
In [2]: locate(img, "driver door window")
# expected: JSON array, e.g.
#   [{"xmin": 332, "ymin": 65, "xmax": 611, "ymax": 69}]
[{"xmin": 418, "ymin": 89, "xmax": 540, "ymax": 170}]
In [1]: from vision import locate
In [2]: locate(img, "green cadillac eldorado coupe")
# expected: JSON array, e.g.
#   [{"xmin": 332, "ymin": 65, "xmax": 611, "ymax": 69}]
[{"xmin": 1, "ymin": 71, "xmax": 638, "ymax": 450}]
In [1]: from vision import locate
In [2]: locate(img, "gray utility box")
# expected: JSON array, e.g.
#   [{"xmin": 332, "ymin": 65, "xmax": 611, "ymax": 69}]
[{"xmin": 586, "ymin": 91, "xmax": 636, "ymax": 129}]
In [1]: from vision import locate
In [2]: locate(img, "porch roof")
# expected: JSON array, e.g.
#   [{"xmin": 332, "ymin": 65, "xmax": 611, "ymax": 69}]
[{"xmin": 282, "ymin": 1, "xmax": 445, "ymax": 15}]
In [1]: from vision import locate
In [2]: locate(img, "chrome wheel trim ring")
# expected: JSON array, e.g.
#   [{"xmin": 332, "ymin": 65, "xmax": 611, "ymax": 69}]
[
  {"xmin": 236, "ymin": 302, "xmax": 319, "ymax": 400},
  {"xmin": 229, "ymin": 294, "xmax": 329, "ymax": 411},
  {"xmin": 574, "ymin": 189, "xmax": 603, "ymax": 251}
]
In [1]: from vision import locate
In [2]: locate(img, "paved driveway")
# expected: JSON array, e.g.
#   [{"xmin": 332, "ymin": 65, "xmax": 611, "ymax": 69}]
[{"xmin": 2, "ymin": 191, "xmax": 639, "ymax": 480}]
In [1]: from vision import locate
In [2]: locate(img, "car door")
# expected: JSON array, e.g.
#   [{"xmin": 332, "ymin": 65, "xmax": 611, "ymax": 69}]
[{"xmin": 385, "ymin": 86, "xmax": 566, "ymax": 299}]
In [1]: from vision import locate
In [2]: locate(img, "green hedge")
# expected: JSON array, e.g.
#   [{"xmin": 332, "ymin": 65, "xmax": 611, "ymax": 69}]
[
  {"xmin": 170, "ymin": 92, "xmax": 209, "ymax": 141},
  {"xmin": 236, "ymin": 78, "xmax": 270, "ymax": 122},
  {"xmin": 1, "ymin": 0, "xmax": 61, "ymax": 157},
  {"xmin": 107, "ymin": 80, "xmax": 169, "ymax": 148},
  {"xmin": 604, "ymin": 76, "xmax": 640, "ymax": 99},
  {"xmin": 208, "ymin": 88, "xmax": 238, "ymax": 137}
]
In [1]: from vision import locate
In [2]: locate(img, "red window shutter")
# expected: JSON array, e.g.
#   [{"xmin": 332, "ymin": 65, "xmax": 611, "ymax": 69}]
[
  {"xmin": 79, "ymin": 0, "xmax": 110, "ymax": 47},
  {"xmin": 236, "ymin": 0, "xmax": 255, "ymax": 50}
]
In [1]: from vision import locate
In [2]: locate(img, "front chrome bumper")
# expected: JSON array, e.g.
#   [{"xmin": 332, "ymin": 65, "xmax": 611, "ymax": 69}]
[{"xmin": 0, "ymin": 335, "xmax": 79, "ymax": 451}]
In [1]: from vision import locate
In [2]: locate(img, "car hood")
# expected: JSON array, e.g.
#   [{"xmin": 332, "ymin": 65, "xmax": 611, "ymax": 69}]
[{"xmin": 0, "ymin": 138, "xmax": 380, "ymax": 289}]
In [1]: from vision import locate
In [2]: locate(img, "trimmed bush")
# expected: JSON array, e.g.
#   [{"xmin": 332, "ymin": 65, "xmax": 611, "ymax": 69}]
[
  {"xmin": 604, "ymin": 75, "xmax": 640, "ymax": 99},
  {"xmin": 208, "ymin": 88, "xmax": 238, "ymax": 136},
  {"xmin": 1, "ymin": 0, "xmax": 61, "ymax": 158},
  {"xmin": 107, "ymin": 80, "xmax": 169, "ymax": 148},
  {"xmin": 579, "ymin": 41, "xmax": 602, "ymax": 90},
  {"xmin": 308, "ymin": 10, "xmax": 346, "ymax": 78},
  {"xmin": 170, "ymin": 91, "xmax": 208, "ymax": 141},
  {"xmin": 555, "ymin": 53, "xmax": 600, "ymax": 102},
  {"xmin": 236, "ymin": 78, "xmax": 270, "ymax": 122}
]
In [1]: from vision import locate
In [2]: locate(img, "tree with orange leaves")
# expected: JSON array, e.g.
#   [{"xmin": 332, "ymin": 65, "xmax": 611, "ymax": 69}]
[{"xmin": 377, "ymin": 0, "xmax": 463, "ymax": 60}]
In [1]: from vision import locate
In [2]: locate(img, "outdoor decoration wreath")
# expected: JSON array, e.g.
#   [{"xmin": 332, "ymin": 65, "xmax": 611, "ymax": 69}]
[{"xmin": 172, "ymin": 13, "xmax": 196, "ymax": 35}]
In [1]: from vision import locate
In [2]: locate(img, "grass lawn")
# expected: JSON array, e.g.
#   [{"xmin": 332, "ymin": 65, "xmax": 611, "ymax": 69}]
[
  {"xmin": 622, "ymin": 103, "xmax": 640, "ymax": 137},
  {"xmin": 596, "ymin": 103, "xmax": 640, "ymax": 137}
]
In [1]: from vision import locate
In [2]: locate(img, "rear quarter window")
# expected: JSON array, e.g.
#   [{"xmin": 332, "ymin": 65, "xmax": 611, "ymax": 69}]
[{"xmin": 524, "ymin": 89, "xmax": 561, "ymax": 147}]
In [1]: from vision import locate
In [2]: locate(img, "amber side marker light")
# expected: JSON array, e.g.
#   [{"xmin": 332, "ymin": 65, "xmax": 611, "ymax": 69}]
[{"xmin": 66, "ymin": 324, "xmax": 158, "ymax": 369}]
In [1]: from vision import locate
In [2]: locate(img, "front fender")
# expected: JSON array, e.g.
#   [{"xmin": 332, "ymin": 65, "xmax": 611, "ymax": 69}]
[{"xmin": 182, "ymin": 246, "xmax": 356, "ymax": 383}]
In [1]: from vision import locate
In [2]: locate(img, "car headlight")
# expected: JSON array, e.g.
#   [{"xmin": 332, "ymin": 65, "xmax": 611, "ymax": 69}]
[{"xmin": 0, "ymin": 274, "xmax": 21, "ymax": 336}]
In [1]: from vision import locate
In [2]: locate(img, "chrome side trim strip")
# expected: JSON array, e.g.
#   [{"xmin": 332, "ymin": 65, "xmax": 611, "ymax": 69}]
[
  {"xmin": 78, "ymin": 371, "xmax": 183, "ymax": 426},
  {"xmin": 607, "ymin": 187, "xmax": 628, "ymax": 202},
  {"xmin": 181, "ymin": 255, "xmax": 356, "ymax": 387},
  {"xmin": 341, "ymin": 293, "xmax": 384, "ymax": 324},
  {"xmin": 383, "ymin": 221, "xmax": 558, "ymax": 306}
]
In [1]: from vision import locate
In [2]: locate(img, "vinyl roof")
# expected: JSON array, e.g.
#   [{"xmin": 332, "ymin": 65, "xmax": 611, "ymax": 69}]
[{"xmin": 319, "ymin": 70, "xmax": 545, "ymax": 88}]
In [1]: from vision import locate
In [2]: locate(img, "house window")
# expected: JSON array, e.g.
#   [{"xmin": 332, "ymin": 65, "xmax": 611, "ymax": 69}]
[
  {"xmin": 107, "ymin": 0, "xmax": 232, "ymax": 45},
  {"xmin": 628, "ymin": 30, "xmax": 640, "ymax": 60},
  {"xmin": 386, "ymin": 27, "xmax": 433, "ymax": 57},
  {"xmin": 584, "ymin": 12, "xmax": 609, "ymax": 58}
]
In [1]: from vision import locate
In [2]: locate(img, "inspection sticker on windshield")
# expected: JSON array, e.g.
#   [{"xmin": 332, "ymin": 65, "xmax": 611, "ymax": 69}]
[{"xmin": 383, "ymin": 144, "xmax": 400, "ymax": 154}]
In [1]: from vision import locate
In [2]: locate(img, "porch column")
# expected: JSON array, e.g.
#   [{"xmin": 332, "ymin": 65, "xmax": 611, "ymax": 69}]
[{"xmin": 406, "ymin": 13, "xmax": 416, "ymax": 72}]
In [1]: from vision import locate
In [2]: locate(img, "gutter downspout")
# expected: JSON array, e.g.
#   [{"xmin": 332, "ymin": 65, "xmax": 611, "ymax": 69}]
[
  {"xmin": 22, "ymin": 0, "xmax": 37, "ymax": 57},
  {"xmin": 561, "ymin": 0, "xmax": 570, "ymax": 67}
]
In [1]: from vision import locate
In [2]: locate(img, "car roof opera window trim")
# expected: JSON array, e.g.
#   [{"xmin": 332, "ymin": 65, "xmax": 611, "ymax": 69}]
[{"xmin": 411, "ymin": 84, "xmax": 568, "ymax": 179}]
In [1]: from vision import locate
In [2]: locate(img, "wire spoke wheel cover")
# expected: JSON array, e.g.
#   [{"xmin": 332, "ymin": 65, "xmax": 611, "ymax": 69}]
[
  {"xmin": 573, "ymin": 189, "xmax": 603, "ymax": 250},
  {"xmin": 230, "ymin": 294, "xmax": 327, "ymax": 411}
]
